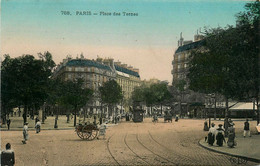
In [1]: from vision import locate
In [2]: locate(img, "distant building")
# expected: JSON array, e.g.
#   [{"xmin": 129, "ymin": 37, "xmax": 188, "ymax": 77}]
[
  {"xmin": 53, "ymin": 55, "xmax": 141, "ymax": 114},
  {"xmin": 172, "ymin": 32, "xmax": 204, "ymax": 88},
  {"xmin": 171, "ymin": 32, "xmax": 205, "ymax": 117},
  {"xmin": 52, "ymin": 56, "xmax": 116, "ymax": 91}
]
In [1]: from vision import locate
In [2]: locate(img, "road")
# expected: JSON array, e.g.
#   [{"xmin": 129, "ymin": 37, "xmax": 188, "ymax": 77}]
[{"xmin": 1, "ymin": 118, "xmax": 258, "ymax": 166}]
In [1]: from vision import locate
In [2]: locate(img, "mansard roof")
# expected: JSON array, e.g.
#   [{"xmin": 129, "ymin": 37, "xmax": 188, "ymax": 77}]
[
  {"xmin": 66, "ymin": 59, "xmax": 112, "ymax": 71},
  {"xmin": 115, "ymin": 65, "xmax": 140, "ymax": 78},
  {"xmin": 175, "ymin": 40, "xmax": 205, "ymax": 54}
]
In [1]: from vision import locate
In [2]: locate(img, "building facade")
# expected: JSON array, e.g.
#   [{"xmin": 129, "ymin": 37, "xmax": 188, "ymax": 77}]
[
  {"xmin": 172, "ymin": 33, "xmax": 204, "ymax": 87},
  {"xmin": 171, "ymin": 33, "xmax": 205, "ymax": 117},
  {"xmin": 53, "ymin": 56, "xmax": 141, "ymax": 113},
  {"xmin": 52, "ymin": 57, "xmax": 116, "ymax": 90}
]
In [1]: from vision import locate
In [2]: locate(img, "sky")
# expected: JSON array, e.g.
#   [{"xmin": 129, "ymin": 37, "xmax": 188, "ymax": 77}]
[{"xmin": 1, "ymin": 0, "xmax": 249, "ymax": 83}]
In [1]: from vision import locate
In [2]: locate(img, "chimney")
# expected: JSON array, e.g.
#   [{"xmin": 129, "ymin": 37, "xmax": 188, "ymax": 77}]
[
  {"xmin": 133, "ymin": 68, "xmax": 139, "ymax": 73},
  {"xmin": 114, "ymin": 61, "xmax": 121, "ymax": 66},
  {"xmin": 178, "ymin": 32, "xmax": 184, "ymax": 47},
  {"xmin": 121, "ymin": 64, "xmax": 127, "ymax": 68},
  {"xmin": 127, "ymin": 66, "xmax": 133, "ymax": 71}
]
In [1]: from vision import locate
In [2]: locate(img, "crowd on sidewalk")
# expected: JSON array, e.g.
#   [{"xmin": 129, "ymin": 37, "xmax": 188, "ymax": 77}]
[{"xmin": 205, "ymin": 118, "xmax": 253, "ymax": 148}]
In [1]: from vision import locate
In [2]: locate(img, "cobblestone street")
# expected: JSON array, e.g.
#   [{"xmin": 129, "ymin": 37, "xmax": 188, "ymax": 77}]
[{"xmin": 1, "ymin": 118, "xmax": 259, "ymax": 166}]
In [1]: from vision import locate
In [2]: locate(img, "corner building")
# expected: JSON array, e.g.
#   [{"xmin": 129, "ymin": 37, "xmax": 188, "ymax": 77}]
[
  {"xmin": 53, "ymin": 56, "xmax": 141, "ymax": 114},
  {"xmin": 172, "ymin": 33, "xmax": 204, "ymax": 87}
]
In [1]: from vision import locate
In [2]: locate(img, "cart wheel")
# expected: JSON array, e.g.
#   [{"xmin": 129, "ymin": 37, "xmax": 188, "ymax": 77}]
[
  {"xmin": 82, "ymin": 130, "xmax": 92, "ymax": 140},
  {"xmin": 87, "ymin": 130, "xmax": 98, "ymax": 141},
  {"xmin": 77, "ymin": 131, "xmax": 84, "ymax": 139},
  {"xmin": 82, "ymin": 126, "xmax": 92, "ymax": 140}
]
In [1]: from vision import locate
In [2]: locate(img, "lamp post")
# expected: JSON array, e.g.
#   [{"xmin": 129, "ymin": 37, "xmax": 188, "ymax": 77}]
[{"xmin": 206, "ymin": 94, "xmax": 215, "ymax": 128}]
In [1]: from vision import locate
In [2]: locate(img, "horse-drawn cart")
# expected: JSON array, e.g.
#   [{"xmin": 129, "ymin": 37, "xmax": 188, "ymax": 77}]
[{"xmin": 75, "ymin": 123, "xmax": 99, "ymax": 140}]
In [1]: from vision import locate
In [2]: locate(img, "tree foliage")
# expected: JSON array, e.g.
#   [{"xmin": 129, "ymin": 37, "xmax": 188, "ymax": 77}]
[
  {"xmin": 99, "ymin": 80, "xmax": 123, "ymax": 106},
  {"xmin": 1, "ymin": 52, "xmax": 56, "ymax": 122},
  {"xmin": 131, "ymin": 82, "xmax": 172, "ymax": 109},
  {"xmin": 188, "ymin": 1, "xmax": 259, "ymax": 101},
  {"xmin": 57, "ymin": 78, "xmax": 93, "ymax": 126}
]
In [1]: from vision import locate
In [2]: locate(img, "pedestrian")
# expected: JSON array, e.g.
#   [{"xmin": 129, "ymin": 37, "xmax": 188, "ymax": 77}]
[
  {"xmin": 208, "ymin": 123, "xmax": 216, "ymax": 146},
  {"xmin": 22, "ymin": 122, "xmax": 29, "ymax": 144},
  {"xmin": 99, "ymin": 116, "xmax": 103, "ymax": 125},
  {"xmin": 1, "ymin": 143, "xmax": 15, "ymax": 166},
  {"xmin": 216, "ymin": 124, "xmax": 226, "ymax": 146},
  {"xmin": 35, "ymin": 120, "xmax": 41, "ymax": 133},
  {"xmin": 35, "ymin": 116, "xmax": 39, "ymax": 125},
  {"xmin": 7, "ymin": 119, "xmax": 11, "ymax": 130},
  {"xmin": 97, "ymin": 123, "xmax": 107, "ymax": 140},
  {"xmin": 243, "ymin": 119, "xmax": 251, "ymax": 138},
  {"xmin": 94, "ymin": 115, "xmax": 97, "ymax": 125},
  {"xmin": 175, "ymin": 115, "xmax": 179, "ymax": 122},
  {"xmin": 203, "ymin": 120, "xmax": 209, "ymax": 131},
  {"xmin": 227, "ymin": 123, "xmax": 236, "ymax": 148},
  {"xmin": 22, "ymin": 113, "xmax": 26, "ymax": 124}
]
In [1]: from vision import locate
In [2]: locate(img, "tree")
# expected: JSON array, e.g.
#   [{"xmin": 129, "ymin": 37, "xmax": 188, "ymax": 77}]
[
  {"xmin": 131, "ymin": 82, "xmax": 172, "ymax": 115},
  {"xmin": 1, "ymin": 53, "xmax": 55, "ymax": 123},
  {"xmin": 99, "ymin": 80, "xmax": 123, "ymax": 121},
  {"xmin": 58, "ymin": 78, "xmax": 93, "ymax": 126},
  {"xmin": 235, "ymin": 1, "xmax": 260, "ymax": 124},
  {"xmin": 150, "ymin": 83, "xmax": 172, "ymax": 114},
  {"xmin": 188, "ymin": 1, "xmax": 260, "ymax": 125}
]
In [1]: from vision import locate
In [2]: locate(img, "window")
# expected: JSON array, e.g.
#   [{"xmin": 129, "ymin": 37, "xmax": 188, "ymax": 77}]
[
  {"xmin": 68, "ymin": 74, "xmax": 72, "ymax": 79},
  {"xmin": 184, "ymin": 63, "xmax": 188, "ymax": 68},
  {"xmin": 75, "ymin": 67, "xmax": 84, "ymax": 72},
  {"xmin": 178, "ymin": 54, "xmax": 181, "ymax": 61},
  {"xmin": 67, "ymin": 67, "xmax": 72, "ymax": 71}
]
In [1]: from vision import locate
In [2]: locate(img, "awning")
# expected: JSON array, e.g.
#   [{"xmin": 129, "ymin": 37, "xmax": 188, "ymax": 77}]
[{"xmin": 230, "ymin": 102, "xmax": 254, "ymax": 110}]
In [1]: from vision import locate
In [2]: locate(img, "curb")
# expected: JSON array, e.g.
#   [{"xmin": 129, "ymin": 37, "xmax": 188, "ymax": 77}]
[{"xmin": 198, "ymin": 139, "xmax": 260, "ymax": 163}]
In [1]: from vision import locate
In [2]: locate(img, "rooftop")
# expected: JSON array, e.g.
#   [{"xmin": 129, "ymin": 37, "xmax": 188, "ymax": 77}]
[
  {"xmin": 115, "ymin": 65, "xmax": 140, "ymax": 78},
  {"xmin": 66, "ymin": 59, "xmax": 112, "ymax": 71},
  {"xmin": 175, "ymin": 40, "xmax": 205, "ymax": 54}
]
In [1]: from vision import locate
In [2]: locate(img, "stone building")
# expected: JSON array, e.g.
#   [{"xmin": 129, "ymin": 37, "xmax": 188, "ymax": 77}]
[
  {"xmin": 171, "ymin": 32, "xmax": 205, "ymax": 117},
  {"xmin": 98, "ymin": 58, "xmax": 141, "ymax": 112},
  {"xmin": 53, "ymin": 56, "xmax": 141, "ymax": 114},
  {"xmin": 53, "ymin": 57, "xmax": 116, "ymax": 90},
  {"xmin": 172, "ymin": 32, "xmax": 204, "ymax": 87}
]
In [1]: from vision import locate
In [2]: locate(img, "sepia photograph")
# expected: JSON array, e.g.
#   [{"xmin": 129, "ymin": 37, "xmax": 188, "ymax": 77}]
[{"xmin": 1, "ymin": 0, "xmax": 260, "ymax": 165}]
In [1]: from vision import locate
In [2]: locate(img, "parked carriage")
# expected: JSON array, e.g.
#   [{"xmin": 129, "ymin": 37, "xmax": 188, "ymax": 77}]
[{"xmin": 75, "ymin": 123, "xmax": 99, "ymax": 140}]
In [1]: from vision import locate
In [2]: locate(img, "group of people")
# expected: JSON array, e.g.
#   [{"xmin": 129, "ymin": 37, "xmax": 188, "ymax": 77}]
[
  {"xmin": 22, "ymin": 117, "xmax": 42, "ymax": 144},
  {"xmin": 206, "ymin": 119, "xmax": 251, "ymax": 148}
]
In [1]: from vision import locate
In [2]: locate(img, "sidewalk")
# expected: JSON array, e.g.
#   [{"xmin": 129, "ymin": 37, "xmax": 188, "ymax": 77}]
[
  {"xmin": 0, "ymin": 116, "xmax": 118, "ymax": 131},
  {"xmin": 199, "ymin": 134, "xmax": 260, "ymax": 163}
]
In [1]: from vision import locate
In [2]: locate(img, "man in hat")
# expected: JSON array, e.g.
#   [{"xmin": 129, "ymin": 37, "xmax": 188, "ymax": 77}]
[
  {"xmin": 22, "ymin": 122, "xmax": 29, "ymax": 144},
  {"xmin": 216, "ymin": 124, "xmax": 225, "ymax": 146}
]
